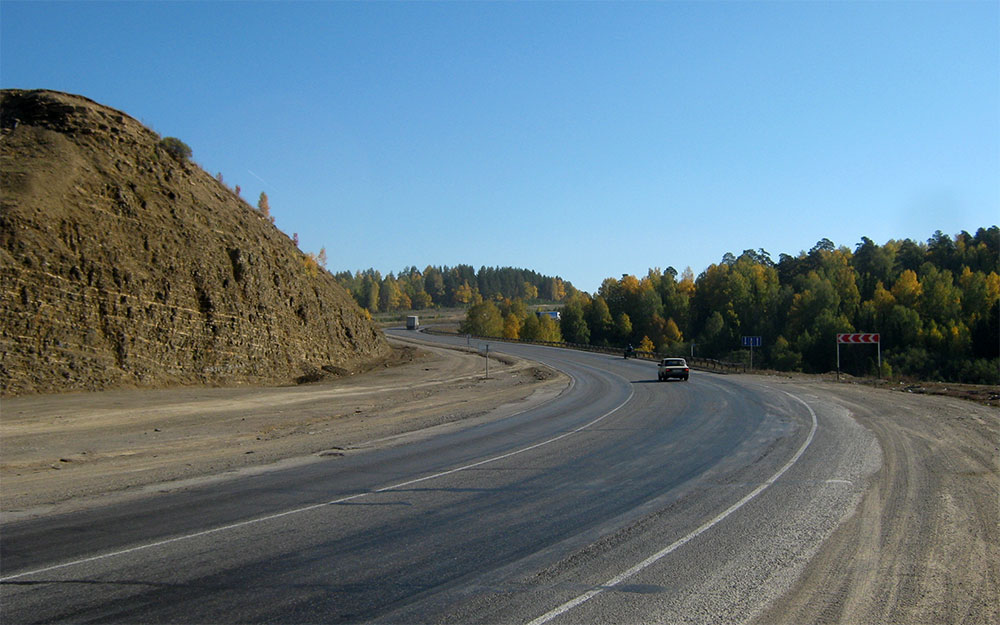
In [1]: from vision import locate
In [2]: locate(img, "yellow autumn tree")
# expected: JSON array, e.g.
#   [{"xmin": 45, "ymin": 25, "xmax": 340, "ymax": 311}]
[
  {"xmin": 521, "ymin": 281, "xmax": 539, "ymax": 300},
  {"xmin": 537, "ymin": 314, "xmax": 563, "ymax": 342},
  {"xmin": 303, "ymin": 253, "xmax": 320, "ymax": 277},
  {"xmin": 872, "ymin": 281, "xmax": 896, "ymax": 317},
  {"xmin": 453, "ymin": 281, "xmax": 475, "ymax": 305},
  {"xmin": 502, "ymin": 313, "xmax": 521, "ymax": 339},
  {"xmin": 678, "ymin": 267, "xmax": 696, "ymax": 298},
  {"xmin": 664, "ymin": 317, "xmax": 683, "ymax": 344},
  {"xmin": 891, "ymin": 269, "xmax": 922, "ymax": 308}
]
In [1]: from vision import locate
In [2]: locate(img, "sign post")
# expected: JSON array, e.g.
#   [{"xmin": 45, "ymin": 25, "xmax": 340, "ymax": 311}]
[
  {"xmin": 836, "ymin": 333, "xmax": 881, "ymax": 380},
  {"xmin": 741, "ymin": 336, "xmax": 762, "ymax": 370}
]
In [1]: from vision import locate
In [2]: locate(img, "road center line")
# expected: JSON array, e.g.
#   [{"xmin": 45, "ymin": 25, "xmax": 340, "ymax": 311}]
[
  {"xmin": 1, "ymin": 364, "xmax": 634, "ymax": 582},
  {"xmin": 526, "ymin": 389, "xmax": 819, "ymax": 625}
]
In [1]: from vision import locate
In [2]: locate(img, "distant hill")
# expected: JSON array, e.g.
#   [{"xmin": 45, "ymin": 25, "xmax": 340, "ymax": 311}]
[{"xmin": 0, "ymin": 89, "xmax": 389, "ymax": 395}]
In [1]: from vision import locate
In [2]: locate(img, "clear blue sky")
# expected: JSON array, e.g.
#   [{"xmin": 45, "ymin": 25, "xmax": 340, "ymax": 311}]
[{"xmin": 3, "ymin": 1, "xmax": 997, "ymax": 294}]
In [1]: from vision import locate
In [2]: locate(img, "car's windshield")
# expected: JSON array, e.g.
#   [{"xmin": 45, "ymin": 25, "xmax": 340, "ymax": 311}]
[{"xmin": 664, "ymin": 359, "xmax": 685, "ymax": 366}]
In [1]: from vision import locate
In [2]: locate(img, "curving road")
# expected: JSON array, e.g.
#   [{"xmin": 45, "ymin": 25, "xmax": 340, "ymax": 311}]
[{"xmin": 1, "ymin": 330, "xmax": 877, "ymax": 624}]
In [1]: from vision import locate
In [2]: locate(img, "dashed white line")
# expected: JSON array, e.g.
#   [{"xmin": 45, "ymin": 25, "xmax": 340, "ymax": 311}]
[{"xmin": 1, "ymin": 366, "xmax": 633, "ymax": 582}]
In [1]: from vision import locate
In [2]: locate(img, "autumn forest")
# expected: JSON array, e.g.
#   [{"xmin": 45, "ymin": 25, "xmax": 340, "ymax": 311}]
[{"xmin": 337, "ymin": 227, "xmax": 999, "ymax": 384}]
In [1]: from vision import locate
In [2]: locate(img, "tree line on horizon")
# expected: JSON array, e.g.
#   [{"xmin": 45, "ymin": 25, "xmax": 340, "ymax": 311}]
[
  {"xmin": 464, "ymin": 227, "xmax": 999, "ymax": 384},
  {"xmin": 333, "ymin": 265, "xmax": 577, "ymax": 313}
]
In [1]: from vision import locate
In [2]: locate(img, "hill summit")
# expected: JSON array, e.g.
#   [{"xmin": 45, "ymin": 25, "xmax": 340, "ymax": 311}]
[{"xmin": 1, "ymin": 89, "xmax": 389, "ymax": 395}]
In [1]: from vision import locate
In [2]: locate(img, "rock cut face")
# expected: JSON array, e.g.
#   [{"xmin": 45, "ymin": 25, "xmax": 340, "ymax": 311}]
[{"xmin": 1, "ymin": 89, "xmax": 389, "ymax": 395}]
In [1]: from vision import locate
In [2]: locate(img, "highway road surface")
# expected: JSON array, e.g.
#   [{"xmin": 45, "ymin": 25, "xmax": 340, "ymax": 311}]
[{"xmin": 1, "ymin": 330, "xmax": 878, "ymax": 624}]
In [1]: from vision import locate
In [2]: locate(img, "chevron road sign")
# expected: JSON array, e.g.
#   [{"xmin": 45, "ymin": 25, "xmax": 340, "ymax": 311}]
[
  {"xmin": 837, "ymin": 333, "xmax": 880, "ymax": 344},
  {"xmin": 836, "ymin": 332, "xmax": 882, "ymax": 380}
]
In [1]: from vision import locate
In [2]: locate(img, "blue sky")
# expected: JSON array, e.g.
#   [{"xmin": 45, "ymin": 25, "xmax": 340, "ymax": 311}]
[{"xmin": 2, "ymin": 1, "xmax": 997, "ymax": 294}]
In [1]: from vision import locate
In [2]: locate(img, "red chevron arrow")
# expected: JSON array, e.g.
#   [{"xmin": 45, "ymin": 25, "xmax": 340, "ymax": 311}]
[{"xmin": 837, "ymin": 333, "xmax": 880, "ymax": 344}]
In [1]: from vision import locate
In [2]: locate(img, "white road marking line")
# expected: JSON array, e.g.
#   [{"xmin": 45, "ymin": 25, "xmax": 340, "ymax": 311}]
[
  {"xmin": 1, "ymin": 367, "xmax": 632, "ymax": 582},
  {"xmin": 526, "ymin": 389, "xmax": 819, "ymax": 625}
]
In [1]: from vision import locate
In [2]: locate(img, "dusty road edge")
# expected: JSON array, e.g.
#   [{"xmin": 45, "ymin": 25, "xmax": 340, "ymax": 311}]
[
  {"xmin": 0, "ymin": 336, "xmax": 570, "ymax": 522},
  {"xmin": 751, "ymin": 378, "xmax": 1000, "ymax": 625}
]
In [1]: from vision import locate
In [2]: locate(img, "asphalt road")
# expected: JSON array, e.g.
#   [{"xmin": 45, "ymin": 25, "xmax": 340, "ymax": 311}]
[{"xmin": 0, "ymin": 331, "xmax": 878, "ymax": 624}]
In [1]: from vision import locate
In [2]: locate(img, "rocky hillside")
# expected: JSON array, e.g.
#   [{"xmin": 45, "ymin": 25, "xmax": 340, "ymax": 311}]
[{"xmin": 1, "ymin": 89, "xmax": 389, "ymax": 395}]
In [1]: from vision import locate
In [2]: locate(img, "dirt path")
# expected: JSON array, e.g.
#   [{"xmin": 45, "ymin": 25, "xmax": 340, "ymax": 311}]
[
  {"xmin": 0, "ymin": 338, "xmax": 568, "ymax": 519},
  {"xmin": 753, "ymin": 378, "xmax": 999, "ymax": 625}
]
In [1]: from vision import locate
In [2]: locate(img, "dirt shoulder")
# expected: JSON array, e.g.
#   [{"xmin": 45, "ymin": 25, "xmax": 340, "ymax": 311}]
[
  {"xmin": 752, "ymin": 376, "xmax": 999, "ymax": 625},
  {"xmin": 0, "ymin": 337, "xmax": 568, "ymax": 520}
]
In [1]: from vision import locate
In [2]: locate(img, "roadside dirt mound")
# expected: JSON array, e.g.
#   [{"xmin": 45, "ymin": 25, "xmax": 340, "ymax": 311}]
[{"xmin": 0, "ymin": 89, "xmax": 389, "ymax": 395}]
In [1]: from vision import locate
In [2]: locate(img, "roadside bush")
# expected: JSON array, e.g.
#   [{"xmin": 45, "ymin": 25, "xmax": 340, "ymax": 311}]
[{"xmin": 159, "ymin": 137, "xmax": 192, "ymax": 162}]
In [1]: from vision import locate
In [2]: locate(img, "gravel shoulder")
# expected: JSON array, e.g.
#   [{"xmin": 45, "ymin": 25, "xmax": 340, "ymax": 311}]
[
  {"xmin": 752, "ymin": 376, "xmax": 999, "ymax": 625},
  {"xmin": 0, "ymin": 337, "xmax": 568, "ymax": 520}
]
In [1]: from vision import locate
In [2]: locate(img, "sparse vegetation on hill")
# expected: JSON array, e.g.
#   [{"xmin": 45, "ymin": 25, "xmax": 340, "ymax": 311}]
[
  {"xmin": 158, "ymin": 136, "xmax": 191, "ymax": 162},
  {"xmin": 0, "ymin": 89, "xmax": 389, "ymax": 395}
]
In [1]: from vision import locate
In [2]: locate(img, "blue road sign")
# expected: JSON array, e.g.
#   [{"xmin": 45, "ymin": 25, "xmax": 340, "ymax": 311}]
[{"xmin": 742, "ymin": 336, "xmax": 762, "ymax": 347}]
